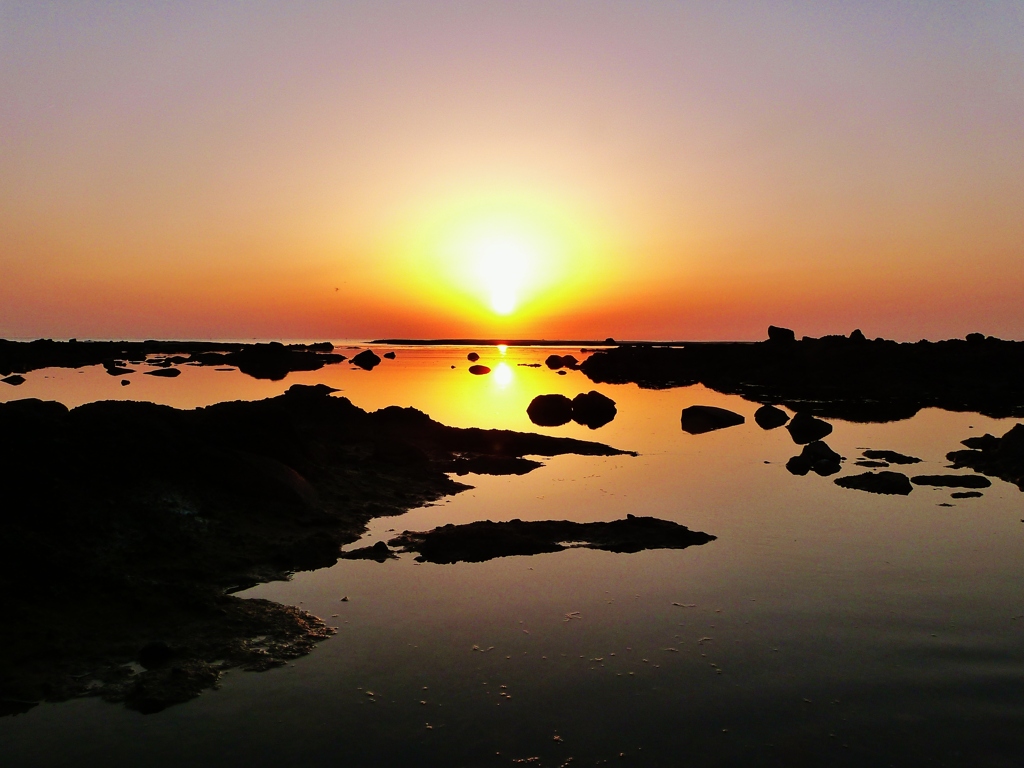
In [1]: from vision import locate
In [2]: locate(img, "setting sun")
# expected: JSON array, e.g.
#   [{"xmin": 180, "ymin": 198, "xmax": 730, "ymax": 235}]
[{"xmin": 470, "ymin": 233, "xmax": 537, "ymax": 315}]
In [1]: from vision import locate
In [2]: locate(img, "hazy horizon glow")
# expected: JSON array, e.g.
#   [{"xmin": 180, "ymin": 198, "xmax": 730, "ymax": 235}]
[{"xmin": 2, "ymin": 1, "xmax": 1023, "ymax": 341}]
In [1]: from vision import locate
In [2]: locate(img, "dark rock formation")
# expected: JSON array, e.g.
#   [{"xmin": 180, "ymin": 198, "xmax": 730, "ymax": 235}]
[
  {"xmin": 786, "ymin": 441, "xmax": 843, "ymax": 476},
  {"xmin": 947, "ymin": 424, "xmax": 1024, "ymax": 491},
  {"xmin": 834, "ymin": 471, "xmax": 914, "ymax": 495},
  {"xmin": 339, "ymin": 541, "xmax": 396, "ymax": 562},
  {"xmin": 951, "ymin": 491, "xmax": 983, "ymax": 499},
  {"xmin": 862, "ymin": 450, "xmax": 921, "ymax": 465},
  {"xmin": 144, "ymin": 367, "xmax": 181, "ymax": 378},
  {"xmin": 469, "ymin": 365, "xmax": 491, "ymax": 375},
  {"xmin": 0, "ymin": 339, "xmax": 345, "ymax": 382},
  {"xmin": 1, "ymin": 375, "xmax": 25, "ymax": 386},
  {"xmin": 680, "ymin": 405, "xmax": 745, "ymax": 434},
  {"xmin": 467, "ymin": 352, "xmax": 480, "ymax": 362},
  {"xmin": 911, "ymin": 474, "xmax": 992, "ymax": 489},
  {"xmin": 854, "ymin": 460, "xmax": 889, "ymax": 468},
  {"xmin": 768, "ymin": 326, "xmax": 796, "ymax": 343},
  {"xmin": 389, "ymin": 514, "xmax": 715, "ymax": 564},
  {"xmin": 786, "ymin": 412, "xmax": 833, "ymax": 444},
  {"xmin": 383, "ymin": 351, "xmax": 396, "ymax": 359},
  {"xmin": 754, "ymin": 404, "xmax": 789, "ymax": 429},
  {"xmin": 571, "ymin": 391, "xmax": 617, "ymax": 429},
  {"xmin": 545, "ymin": 354, "xmax": 579, "ymax": 370},
  {"xmin": 351, "ymin": 349, "xmax": 382, "ymax": 370},
  {"xmin": 0, "ymin": 386, "xmax": 632, "ymax": 713},
  {"xmin": 527, "ymin": 394, "xmax": 574, "ymax": 427},
  {"xmin": 518, "ymin": 363, "xmax": 541, "ymax": 368},
  {"xmin": 120, "ymin": 379, "xmax": 130, "ymax": 387},
  {"xmin": 578, "ymin": 333, "xmax": 1024, "ymax": 422}
]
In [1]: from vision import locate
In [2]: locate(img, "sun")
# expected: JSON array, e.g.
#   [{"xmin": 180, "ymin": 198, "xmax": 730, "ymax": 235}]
[{"xmin": 470, "ymin": 233, "xmax": 538, "ymax": 315}]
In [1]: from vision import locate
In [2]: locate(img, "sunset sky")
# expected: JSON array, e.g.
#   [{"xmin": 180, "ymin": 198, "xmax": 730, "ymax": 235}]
[{"xmin": 2, "ymin": 1, "xmax": 1022, "ymax": 341}]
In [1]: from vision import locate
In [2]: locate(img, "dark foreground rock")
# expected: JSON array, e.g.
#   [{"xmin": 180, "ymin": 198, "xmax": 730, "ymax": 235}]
[
  {"xmin": 951, "ymin": 491, "xmax": 984, "ymax": 499},
  {"xmin": 911, "ymin": 474, "xmax": 992, "ymax": 489},
  {"xmin": 946, "ymin": 424, "xmax": 1024, "ymax": 491},
  {"xmin": 754, "ymin": 404, "xmax": 789, "ymax": 429},
  {"xmin": 388, "ymin": 514, "xmax": 715, "ymax": 564},
  {"xmin": 834, "ymin": 471, "xmax": 914, "ymax": 495},
  {"xmin": 1, "ymin": 375, "xmax": 25, "ymax": 386},
  {"xmin": 786, "ymin": 441, "xmax": 843, "ymax": 476},
  {"xmin": 469, "ymin": 365, "xmax": 491, "ymax": 375},
  {"xmin": 144, "ymin": 367, "xmax": 181, "ymax": 378},
  {"xmin": 0, "ymin": 339, "xmax": 346, "ymax": 381},
  {"xmin": 579, "ymin": 330, "xmax": 1024, "ymax": 422},
  {"xmin": 528, "ymin": 394, "xmax": 574, "ymax": 426},
  {"xmin": 571, "ymin": 391, "xmax": 617, "ymax": 429},
  {"xmin": 786, "ymin": 412, "xmax": 833, "ymax": 444},
  {"xmin": 545, "ymin": 354, "xmax": 579, "ymax": 370},
  {"xmin": 351, "ymin": 349, "xmax": 382, "ymax": 370},
  {"xmin": 0, "ymin": 386, "xmax": 632, "ymax": 713},
  {"xmin": 680, "ymin": 405, "xmax": 745, "ymax": 434}
]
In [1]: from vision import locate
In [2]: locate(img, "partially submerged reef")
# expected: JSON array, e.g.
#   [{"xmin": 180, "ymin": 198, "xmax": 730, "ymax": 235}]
[
  {"xmin": 0, "ymin": 385, "xmax": 634, "ymax": 714},
  {"xmin": 0, "ymin": 339, "xmax": 349, "ymax": 381},
  {"xmin": 579, "ymin": 328, "xmax": 1024, "ymax": 422},
  {"xmin": 385, "ymin": 515, "xmax": 715, "ymax": 564}
]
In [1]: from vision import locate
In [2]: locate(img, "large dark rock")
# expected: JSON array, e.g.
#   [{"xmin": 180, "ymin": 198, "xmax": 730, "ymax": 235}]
[
  {"xmin": 767, "ymin": 326, "xmax": 796, "ymax": 343},
  {"xmin": 144, "ymin": 367, "xmax": 181, "ymax": 378},
  {"xmin": 754, "ymin": 404, "xmax": 789, "ymax": 429},
  {"xmin": 911, "ymin": 474, "xmax": 991, "ymax": 489},
  {"xmin": 383, "ymin": 351, "xmax": 396, "ymax": 359},
  {"xmin": 468, "ymin": 365, "xmax": 491, "ymax": 375},
  {"xmin": 947, "ymin": 423, "xmax": 1024, "ymax": 491},
  {"xmin": 834, "ymin": 471, "xmax": 913, "ymax": 495},
  {"xmin": 527, "ymin": 394, "xmax": 573, "ymax": 427},
  {"xmin": 681, "ymin": 405, "xmax": 745, "ymax": 434},
  {"xmin": 1, "ymin": 375, "xmax": 25, "ymax": 386},
  {"xmin": 786, "ymin": 412, "xmax": 833, "ymax": 444},
  {"xmin": 467, "ymin": 352, "xmax": 480, "ymax": 362},
  {"xmin": 351, "ymin": 349, "xmax": 382, "ymax": 370},
  {"xmin": 389, "ymin": 514, "xmax": 715, "ymax": 564},
  {"xmin": 571, "ymin": 391, "xmax": 617, "ymax": 429},
  {"xmin": 545, "ymin": 354, "xmax": 580, "ymax": 371}
]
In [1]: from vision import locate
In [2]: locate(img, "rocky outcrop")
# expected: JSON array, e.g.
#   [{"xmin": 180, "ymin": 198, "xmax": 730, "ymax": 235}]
[
  {"xmin": 946, "ymin": 424, "xmax": 1024, "ymax": 491},
  {"xmin": 571, "ymin": 391, "xmax": 617, "ymax": 429},
  {"xmin": 389, "ymin": 514, "xmax": 715, "ymax": 564},
  {"xmin": 469, "ymin": 365, "xmax": 491, "ymax": 375},
  {"xmin": 834, "ymin": 471, "xmax": 913, "ymax": 495},
  {"xmin": 680, "ymin": 405, "xmax": 745, "ymax": 434},
  {"xmin": 785, "ymin": 441, "xmax": 843, "ymax": 476},
  {"xmin": 754, "ymin": 404, "xmax": 789, "ymax": 429},
  {"xmin": 527, "ymin": 394, "xmax": 573, "ymax": 426},
  {"xmin": 862, "ymin": 450, "xmax": 921, "ymax": 465},
  {"xmin": 786, "ymin": 412, "xmax": 833, "ymax": 444},
  {"xmin": 351, "ymin": 349, "xmax": 382, "ymax": 370}
]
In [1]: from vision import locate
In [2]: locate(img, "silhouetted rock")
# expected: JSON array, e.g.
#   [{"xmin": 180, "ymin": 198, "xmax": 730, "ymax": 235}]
[
  {"xmin": 469, "ymin": 365, "xmax": 491, "ymax": 375},
  {"xmin": 339, "ymin": 540, "xmax": 397, "ymax": 562},
  {"xmin": 786, "ymin": 440, "xmax": 842, "ymax": 476},
  {"xmin": 1, "ymin": 375, "xmax": 25, "ymax": 386},
  {"xmin": 681, "ymin": 405, "xmax": 745, "ymax": 434},
  {"xmin": 786, "ymin": 412, "xmax": 833, "ymax": 444},
  {"xmin": 862, "ymin": 450, "xmax": 921, "ymax": 464},
  {"xmin": 754, "ymin": 404, "xmax": 789, "ymax": 429},
  {"xmin": 911, "ymin": 474, "xmax": 991, "ymax": 489},
  {"xmin": 577, "ymin": 333, "xmax": 1024, "ymax": 422},
  {"xmin": 768, "ymin": 325, "xmax": 796, "ymax": 343},
  {"xmin": 120, "ymin": 379, "xmax": 130, "ymax": 386},
  {"xmin": 0, "ymin": 386, "xmax": 632, "ymax": 712},
  {"xmin": 467, "ymin": 352, "xmax": 480, "ymax": 362},
  {"xmin": 383, "ymin": 351, "xmax": 396, "ymax": 359},
  {"xmin": 389, "ymin": 514, "xmax": 715, "ymax": 564},
  {"xmin": 951, "ymin": 491, "xmax": 983, "ymax": 499},
  {"xmin": 849, "ymin": 329, "xmax": 866, "ymax": 342},
  {"xmin": 144, "ymin": 367, "xmax": 181, "ymax": 378},
  {"xmin": 527, "ymin": 394, "xmax": 573, "ymax": 427},
  {"xmin": 854, "ymin": 460, "xmax": 888, "ymax": 468},
  {"xmin": 518, "ymin": 363, "xmax": 541, "ymax": 368},
  {"xmin": 947, "ymin": 423, "xmax": 1024, "ymax": 490},
  {"xmin": 835, "ymin": 471, "xmax": 913, "ymax": 495},
  {"xmin": 571, "ymin": 391, "xmax": 617, "ymax": 429},
  {"xmin": 351, "ymin": 349, "xmax": 382, "ymax": 370},
  {"xmin": 103, "ymin": 361, "xmax": 134, "ymax": 376},
  {"xmin": 546, "ymin": 354, "xmax": 566, "ymax": 370}
]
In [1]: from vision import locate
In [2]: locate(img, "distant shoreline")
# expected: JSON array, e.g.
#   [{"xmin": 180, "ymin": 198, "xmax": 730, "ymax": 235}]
[{"xmin": 370, "ymin": 338, "xmax": 754, "ymax": 347}]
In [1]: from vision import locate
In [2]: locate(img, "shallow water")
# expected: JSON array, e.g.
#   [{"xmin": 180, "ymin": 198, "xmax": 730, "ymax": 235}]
[{"xmin": 3, "ymin": 345, "xmax": 1023, "ymax": 766}]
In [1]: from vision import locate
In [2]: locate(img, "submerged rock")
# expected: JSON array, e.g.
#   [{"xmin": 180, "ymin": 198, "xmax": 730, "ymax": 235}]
[
  {"xmin": 144, "ymin": 368, "xmax": 181, "ymax": 378},
  {"xmin": 911, "ymin": 474, "xmax": 991, "ymax": 489},
  {"xmin": 862, "ymin": 449, "xmax": 921, "ymax": 465},
  {"xmin": 834, "ymin": 471, "xmax": 913, "ymax": 495},
  {"xmin": 571, "ymin": 391, "xmax": 617, "ymax": 429},
  {"xmin": 947, "ymin": 424, "xmax": 1024, "ymax": 491},
  {"xmin": 854, "ymin": 460, "xmax": 888, "ymax": 468},
  {"xmin": 786, "ymin": 441, "xmax": 843, "ymax": 476},
  {"xmin": 1, "ymin": 375, "xmax": 25, "ymax": 386},
  {"xmin": 339, "ymin": 541, "xmax": 397, "ymax": 562},
  {"xmin": 389, "ymin": 514, "xmax": 716, "ymax": 564},
  {"xmin": 754, "ymin": 404, "xmax": 789, "ymax": 430},
  {"xmin": 786, "ymin": 412, "xmax": 833, "ymax": 444},
  {"xmin": 951, "ymin": 491, "xmax": 983, "ymax": 499},
  {"xmin": 527, "ymin": 394, "xmax": 573, "ymax": 427},
  {"xmin": 351, "ymin": 349, "xmax": 382, "ymax": 370},
  {"xmin": 680, "ymin": 405, "xmax": 745, "ymax": 434},
  {"xmin": 468, "ymin": 365, "xmax": 491, "ymax": 375},
  {"xmin": 383, "ymin": 351, "xmax": 396, "ymax": 359}
]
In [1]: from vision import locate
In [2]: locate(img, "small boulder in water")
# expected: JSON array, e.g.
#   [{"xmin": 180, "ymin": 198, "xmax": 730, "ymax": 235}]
[
  {"xmin": 834, "ymin": 471, "xmax": 913, "ymax": 495},
  {"xmin": 383, "ymin": 351, "xmax": 396, "ymax": 359},
  {"xmin": 786, "ymin": 412, "xmax": 833, "ymax": 444},
  {"xmin": 469, "ymin": 365, "xmax": 491, "ymax": 375},
  {"xmin": 527, "ymin": 394, "xmax": 573, "ymax": 427},
  {"xmin": 754, "ymin": 404, "xmax": 789, "ymax": 430},
  {"xmin": 680, "ymin": 405, "xmax": 745, "ymax": 435},
  {"xmin": 351, "ymin": 350, "xmax": 382, "ymax": 370},
  {"xmin": 467, "ymin": 352, "xmax": 480, "ymax": 362}
]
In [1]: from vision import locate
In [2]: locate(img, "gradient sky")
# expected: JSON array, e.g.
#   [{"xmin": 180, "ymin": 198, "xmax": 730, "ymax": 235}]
[{"xmin": 2, "ymin": 1, "xmax": 1023, "ymax": 341}]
